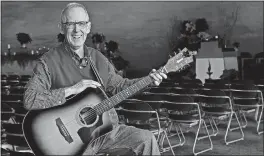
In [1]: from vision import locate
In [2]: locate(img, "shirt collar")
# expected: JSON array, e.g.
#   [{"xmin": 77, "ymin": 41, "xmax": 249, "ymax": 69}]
[{"xmin": 62, "ymin": 41, "xmax": 89, "ymax": 62}]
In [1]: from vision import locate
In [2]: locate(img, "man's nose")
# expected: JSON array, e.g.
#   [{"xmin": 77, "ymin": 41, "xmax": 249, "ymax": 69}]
[{"xmin": 73, "ymin": 23, "xmax": 81, "ymax": 32}]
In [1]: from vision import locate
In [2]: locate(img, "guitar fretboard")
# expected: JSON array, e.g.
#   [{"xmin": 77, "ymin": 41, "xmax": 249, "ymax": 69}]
[
  {"xmin": 93, "ymin": 75, "xmax": 153, "ymax": 115},
  {"xmin": 91, "ymin": 50, "xmax": 192, "ymax": 115}
]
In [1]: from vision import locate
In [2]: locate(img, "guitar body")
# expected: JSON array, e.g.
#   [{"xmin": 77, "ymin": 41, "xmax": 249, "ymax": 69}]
[{"xmin": 23, "ymin": 89, "xmax": 113, "ymax": 156}]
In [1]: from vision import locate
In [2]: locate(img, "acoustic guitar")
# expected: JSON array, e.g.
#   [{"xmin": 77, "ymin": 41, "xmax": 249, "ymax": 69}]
[{"xmin": 22, "ymin": 48, "xmax": 194, "ymax": 155}]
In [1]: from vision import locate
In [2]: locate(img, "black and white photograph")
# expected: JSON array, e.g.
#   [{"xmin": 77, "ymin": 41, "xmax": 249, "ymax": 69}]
[{"xmin": 1, "ymin": 1, "xmax": 263, "ymax": 155}]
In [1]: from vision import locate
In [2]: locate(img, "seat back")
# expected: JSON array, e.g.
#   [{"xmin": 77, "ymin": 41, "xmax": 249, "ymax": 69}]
[
  {"xmin": 230, "ymin": 83, "xmax": 259, "ymax": 98},
  {"xmin": 2, "ymin": 95, "xmax": 23, "ymax": 102},
  {"xmin": 9, "ymin": 87, "xmax": 26, "ymax": 95},
  {"xmin": 146, "ymin": 87, "xmax": 169, "ymax": 94},
  {"xmin": 230, "ymin": 83, "xmax": 262, "ymax": 107},
  {"xmin": 159, "ymin": 81, "xmax": 179, "ymax": 88},
  {"xmin": 160, "ymin": 94, "xmax": 197, "ymax": 113},
  {"xmin": 198, "ymin": 89, "xmax": 231, "ymax": 108},
  {"xmin": 1, "ymin": 103, "xmax": 15, "ymax": 122},
  {"xmin": 131, "ymin": 93, "xmax": 163, "ymax": 110},
  {"xmin": 119, "ymin": 100, "xmax": 155, "ymax": 122}
]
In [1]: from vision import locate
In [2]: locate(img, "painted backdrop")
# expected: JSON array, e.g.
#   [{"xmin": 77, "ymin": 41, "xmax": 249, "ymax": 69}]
[{"xmin": 1, "ymin": 1, "xmax": 263, "ymax": 76}]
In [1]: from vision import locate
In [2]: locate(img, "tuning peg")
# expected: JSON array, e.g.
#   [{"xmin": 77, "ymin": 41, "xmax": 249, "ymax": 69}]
[{"xmin": 182, "ymin": 47, "xmax": 188, "ymax": 52}]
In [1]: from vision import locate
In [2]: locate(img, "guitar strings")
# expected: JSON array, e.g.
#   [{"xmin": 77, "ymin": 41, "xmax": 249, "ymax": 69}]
[
  {"xmin": 83, "ymin": 109, "xmax": 97, "ymax": 121},
  {"xmin": 82, "ymin": 52, "xmax": 190, "ymax": 123}
]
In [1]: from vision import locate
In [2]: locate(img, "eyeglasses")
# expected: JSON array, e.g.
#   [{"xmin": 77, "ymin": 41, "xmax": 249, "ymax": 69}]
[{"xmin": 62, "ymin": 21, "xmax": 89, "ymax": 29}]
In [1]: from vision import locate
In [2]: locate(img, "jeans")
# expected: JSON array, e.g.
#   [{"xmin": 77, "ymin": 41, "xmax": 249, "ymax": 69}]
[{"xmin": 83, "ymin": 124, "xmax": 161, "ymax": 155}]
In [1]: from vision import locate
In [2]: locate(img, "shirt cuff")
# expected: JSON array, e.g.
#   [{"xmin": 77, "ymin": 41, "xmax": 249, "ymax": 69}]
[{"xmin": 50, "ymin": 88, "xmax": 66, "ymax": 106}]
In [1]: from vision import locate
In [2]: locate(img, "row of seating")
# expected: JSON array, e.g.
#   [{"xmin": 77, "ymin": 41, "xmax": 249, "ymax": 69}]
[
  {"xmin": 1, "ymin": 74, "xmax": 33, "ymax": 155},
  {"xmin": 1, "ymin": 74, "xmax": 31, "ymax": 87},
  {"xmin": 1, "ymin": 77, "xmax": 263, "ymax": 155},
  {"xmin": 116, "ymin": 79, "xmax": 264, "ymax": 155}
]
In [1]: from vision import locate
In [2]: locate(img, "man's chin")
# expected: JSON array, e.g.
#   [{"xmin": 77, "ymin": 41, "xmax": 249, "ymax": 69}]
[{"xmin": 69, "ymin": 44, "xmax": 83, "ymax": 50}]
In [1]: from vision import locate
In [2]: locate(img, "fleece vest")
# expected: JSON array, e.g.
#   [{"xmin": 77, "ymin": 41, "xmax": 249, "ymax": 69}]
[{"xmin": 42, "ymin": 44, "xmax": 109, "ymax": 90}]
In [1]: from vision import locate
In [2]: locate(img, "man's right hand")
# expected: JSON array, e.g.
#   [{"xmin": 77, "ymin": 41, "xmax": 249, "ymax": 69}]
[{"xmin": 64, "ymin": 80, "xmax": 101, "ymax": 97}]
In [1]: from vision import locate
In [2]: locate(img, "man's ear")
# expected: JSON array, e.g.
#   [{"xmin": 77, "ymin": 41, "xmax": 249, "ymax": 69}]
[
  {"xmin": 58, "ymin": 23, "xmax": 64, "ymax": 34},
  {"xmin": 85, "ymin": 22, "xmax": 91, "ymax": 34}
]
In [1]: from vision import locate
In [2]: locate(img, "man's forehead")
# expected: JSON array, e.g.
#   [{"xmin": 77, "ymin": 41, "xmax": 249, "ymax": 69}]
[{"xmin": 63, "ymin": 7, "xmax": 89, "ymax": 22}]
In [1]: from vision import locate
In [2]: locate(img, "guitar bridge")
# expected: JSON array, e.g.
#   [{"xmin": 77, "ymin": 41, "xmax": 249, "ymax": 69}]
[{"xmin": 56, "ymin": 118, "xmax": 73, "ymax": 144}]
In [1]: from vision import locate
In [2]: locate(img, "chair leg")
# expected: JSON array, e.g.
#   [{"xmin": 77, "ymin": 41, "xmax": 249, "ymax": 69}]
[
  {"xmin": 255, "ymin": 106, "xmax": 259, "ymax": 121},
  {"xmin": 257, "ymin": 106, "xmax": 263, "ymax": 135},
  {"xmin": 159, "ymin": 122, "xmax": 184, "ymax": 151},
  {"xmin": 166, "ymin": 122, "xmax": 174, "ymax": 137},
  {"xmin": 225, "ymin": 112, "xmax": 244, "ymax": 145},
  {"xmin": 230, "ymin": 111, "xmax": 248, "ymax": 131},
  {"xmin": 158, "ymin": 121, "xmax": 173, "ymax": 149},
  {"xmin": 169, "ymin": 123, "xmax": 185, "ymax": 148},
  {"xmin": 164, "ymin": 131, "xmax": 175, "ymax": 156},
  {"xmin": 177, "ymin": 124, "xmax": 186, "ymax": 146},
  {"xmin": 193, "ymin": 119, "xmax": 213, "ymax": 155},
  {"xmin": 198, "ymin": 117, "xmax": 218, "ymax": 140},
  {"xmin": 158, "ymin": 130, "xmax": 175, "ymax": 156},
  {"xmin": 211, "ymin": 118, "xmax": 219, "ymax": 136}
]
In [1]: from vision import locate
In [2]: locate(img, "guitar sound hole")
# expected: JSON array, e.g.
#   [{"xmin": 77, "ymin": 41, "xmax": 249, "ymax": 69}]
[{"xmin": 79, "ymin": 107, "xmax": 97, "ymax": 125}]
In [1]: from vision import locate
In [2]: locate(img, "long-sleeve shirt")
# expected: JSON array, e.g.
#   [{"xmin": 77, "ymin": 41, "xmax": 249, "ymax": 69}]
[{"xmin": 23, "ymin": 43, "xmax": 141, "ymax": 111}]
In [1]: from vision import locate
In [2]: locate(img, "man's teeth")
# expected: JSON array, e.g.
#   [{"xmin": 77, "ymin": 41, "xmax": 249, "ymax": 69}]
[{"xmin": 73, "ymin": 36, "xmax": 81, "ymax": 39}]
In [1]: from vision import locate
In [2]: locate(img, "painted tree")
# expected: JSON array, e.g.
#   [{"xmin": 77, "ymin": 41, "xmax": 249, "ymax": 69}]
[
  {"xmin": 167, "ymin": 16, "xmax": 182, "ymax": 51},
  {"xmin": 57, "ymin": 33, "xmax": 65, "ymax": 42},
  {"xmin": 217, "ymin": 2, "xmax": 241, "ymax": 47},
  {"xmin": 16, "ymin": 32, "xmax": 32, "ymax": 48},
  {"xmin": 195, "ymin": 18, "xmax": 209, "ymax": 33}
]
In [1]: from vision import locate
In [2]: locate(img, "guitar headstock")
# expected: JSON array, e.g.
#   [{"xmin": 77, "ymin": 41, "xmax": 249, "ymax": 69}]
[{"xmin": 163, "ymin": 48, "xmax": 194, "ymax": 73}]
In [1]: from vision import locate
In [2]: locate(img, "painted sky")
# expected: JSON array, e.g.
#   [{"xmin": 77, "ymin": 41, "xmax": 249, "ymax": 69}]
[{"xmin": 1, "ymin": 1, "xmax": 263, "ymax": 71}]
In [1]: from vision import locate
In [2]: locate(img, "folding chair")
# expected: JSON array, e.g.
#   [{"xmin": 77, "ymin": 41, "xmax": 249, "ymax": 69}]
[
  {"xmin": 203, "ymin": 82, "xmax": 230, "ymax": 90},
  {"xmin": 131, "ymin": 93, "xmax": 170, "ymax": 131},
  {"xmin": 254, "ymin": 79, "xmax": 264, "ymax": 121},
  {"xmin": 198, "ymin": 89, "xmax": 244, "ymax": 145},
  {"xmin": 169, "ymin": 88, "xmax": 200, "ymax": 102},
  {"xmin": 145, "ymin": 87, "xmax": 169, "ymax": 94},
  {"xmin": 3, "ymin": 102, "xmax": 25, "ymax": 113},
  {"xmin": 2, "ymin": 74, "xmax": 8, "ymax": 80},
  {"xmin": 1, "ymin": 87, "xmax": 10, "ymax": 95},
  {"xmin": 1, "ymin": 103, "xmax": 16, "ymax": 124},
  {"xmin": 1, "ymin": 123, "xmax": 33, "ymax": 154},
  {"xmin": 1, "ymin": 148, "xmax": 34, "ymax": 156},
  {"xmin": 20, "ymin": 75, "xmax": 31, "ymax": 81},
  {"xmin": 1, "ymin": 95, "xmax": 26, "ymax": 123},
  {"xmin": 204, "ymin": 79, "xmax": 221, "ymax": 84},
  {"xmin": 117, "ymin": 100, "xmax": 175, "ymax": 155},
  {"xmin": 7, "ymin": 74, "xmax": 21, "ymax": 86},
  {"xmin": 1, "ymin": 79, "xmax": 8, "ymax": 86},
  {"xmin": 96, "ymin": 148, "xmax": 136, "ymax": 156},
  {"xmin": 229, "ymin": 83, "xmax": 263, "ymax": 135},
  {"xmin": 8, "ymin": 86, "xmax": 26, "ymax": 95},
  {"xmin": 14, "ymin": 106, "xmax": 28, "ymax": 124},
  {"xmin": 179, "ymin": 83, "xmax": 202, "ymax": 91},
  {"xmin": 160, "ymin": 94, "xmax": 213, "ymax": 155},
  {"xmin": 7, "ymin": 74, "xmax": 21, "ymax": 80},
  {"xmin": 2, "ymin": 95, "xmax": 23, "ymax": 103},
  {"xmin": 19, "ymin": 75, "xmax": 31, "ymax": 87},
  {"xmin": 180, "ymin": 79, "xmax": 203, "ymax": 85},
  {"xmin": 159, "ymin": 81, "xmax": 179, "ymax": 88}
]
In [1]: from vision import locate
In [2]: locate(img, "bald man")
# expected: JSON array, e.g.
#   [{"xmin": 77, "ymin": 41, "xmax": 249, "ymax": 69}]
[{"xmin": 24, "ymin": 2, "xmax": 166, "ymax": 155}]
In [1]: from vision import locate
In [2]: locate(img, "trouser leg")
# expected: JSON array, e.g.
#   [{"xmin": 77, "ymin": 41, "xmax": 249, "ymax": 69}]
[{"xmin": 83, "ymin": 124, "xmax": 161, "ymax": 155}]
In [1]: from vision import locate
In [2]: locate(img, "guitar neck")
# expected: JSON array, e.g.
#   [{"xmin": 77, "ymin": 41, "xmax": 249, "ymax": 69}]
[
  {"xmin": 92, "ymin": 50, "xmax": 193, "ymax": 115},
  {"xmin": 93, "ymin": 75, "xmax": 154, "ymax": 115}
]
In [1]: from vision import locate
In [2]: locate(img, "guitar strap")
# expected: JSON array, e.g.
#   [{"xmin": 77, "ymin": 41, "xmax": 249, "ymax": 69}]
[
  {"xmin": 87, "ymin": 55, "xmax": 110, "ymax": 99},
  {"xmin": 87, "ymin": 54, "xmax": 120, "ymax": 128}
]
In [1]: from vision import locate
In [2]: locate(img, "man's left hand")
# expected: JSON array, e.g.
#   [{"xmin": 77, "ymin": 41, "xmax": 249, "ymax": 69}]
[{"xmin": 149, "ymin": 69, "xmax": 167, "ymax": 86}]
